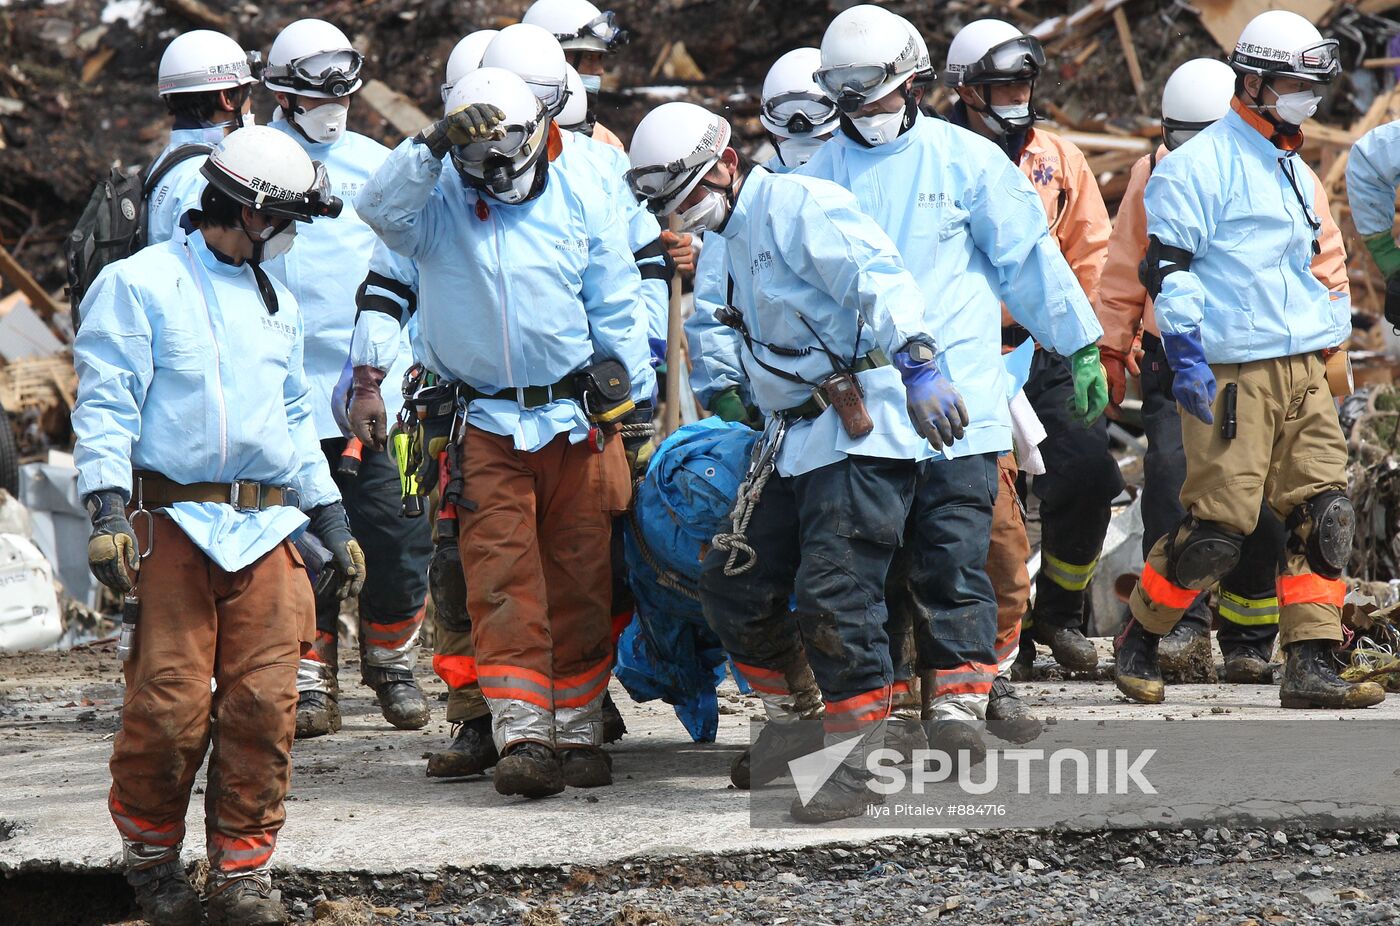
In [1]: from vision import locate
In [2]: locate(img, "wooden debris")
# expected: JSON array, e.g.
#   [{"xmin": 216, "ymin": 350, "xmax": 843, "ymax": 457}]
[
  {"xmin": 163, "ymin": 0, "xmax": 234, "ymax": 35},
  {"xmin": 358, "ymin": 79, "xmax": 432, "ymax": 137},
  {"xmin": 0, "ymin": 354, "xmax": 77, "ymax": 416},
  {"xmin": 0, "ymin": 246, "xmax": 63, "ymax": 320},
  {"xmin": 1031, "ymin": 0, "xmax": 1131, "ymax": 44},
  {"xmin": 80, "ymin": 47, "xmax": 115, "ymax": 85},
  {"xmin": 1361, "ymin": 57, "xmax": 1400, "ymax": 69},
  {"xmin": 1195, "ymin": 0, "xmax": 1331, "ymax": 54},
  {"xmin": 1111, "ymin": 7, "xmax": 1148, "ymax": 114}
]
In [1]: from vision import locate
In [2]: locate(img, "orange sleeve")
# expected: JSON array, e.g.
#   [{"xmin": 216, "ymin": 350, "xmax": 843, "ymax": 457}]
[
  {"xmin": 1305, "ymin": 161, "xmax": 1349, "ymax": 300},
  {"xmin": 1051, "ymin": 136, "xmax": 1112, "ymax": 308},
  {"xmin": 1095, "ymin": 152, "xmax": 1155, "ymax": 354},
  {"xmin": 591, "ymin": 121, "xmax": 625, "ymax": 151}
]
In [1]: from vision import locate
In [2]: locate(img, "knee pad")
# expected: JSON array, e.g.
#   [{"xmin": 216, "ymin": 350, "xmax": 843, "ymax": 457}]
[
  {"xmin": 1288, "ymin": 491, "xmax": 1354, "ymax": 579},
  {"xmin": 429, "ymin": 539, "xmax": 472, "ymax": 632},
  {"xmin": 1167, "ymin": 518, "xmax": 1244, "ymax": 591}
]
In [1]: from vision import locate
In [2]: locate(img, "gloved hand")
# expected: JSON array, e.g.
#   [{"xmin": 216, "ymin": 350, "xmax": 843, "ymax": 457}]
[
  {"xmin": 306, "ymin": 503, "xmax": 366, "ymax": 600},
  {"xmin": 894, "ymin": 344, "xmax": 968, "ymax": 450},
  {"xmin": 1162, "ymin": 330, "xmax": 1217, "ymax": 425},
  {"xmin": 349, "ymin": 365, "xmax": 388, "ymax": 451},
  {"xmin": 1387, "ymin": 272, "xmax": 1400, "ymax": 332},
  {"xmin": 85, "ymin": 490, "xmax": 138, "ymax": 594},
  {"xmin": 1098, "ymin": 345, "xmax": 1131, "ymax": 413},
  {"xmin": 648, "ymin": 337, "xmax": 668, "ymax": 371},
  {"xmin": 708, "ymin": 386, "xmax": 760, "ymax": 429},
  {"xmin": 620, "ymin": 402, "xmax": 656, "ymax": 477},
  {"xmin": 1069, "ymin": 344, "xmax": 1110, "ymax": 427},
  {"xmin": 660, "ymin": 230, "xmax": 696, "ymax": 279},
  {"xmin": 1363, "ymin": 230, "xmax": 1400, "ymax": 279},
  {"xmin": 418, "ymin": 102, "xmax": 507, "ymax": 158}
]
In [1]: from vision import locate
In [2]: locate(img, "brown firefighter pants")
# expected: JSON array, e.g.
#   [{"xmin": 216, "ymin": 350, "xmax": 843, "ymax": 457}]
[
  {"xmin": 108, "ymin": 514, "xmax": 313, "ymax": 877},
  {"xmin": 985, "ymin": 453, "xmax": 1031, "ymax": 674},
  {"xmin": 458, "ymin": 428, "xmax": 630, "ymax": 750},
  {"xmin": 1129, "ymin": 354, "xmax": 1348, "ymax": 648}
]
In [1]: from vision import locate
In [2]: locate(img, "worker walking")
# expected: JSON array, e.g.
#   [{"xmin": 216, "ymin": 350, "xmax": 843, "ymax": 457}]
[
  {"xmin": 1348, "ymin": 112, "xmax": 1400, "ymax": 330},
  {"xmin": 73, "ymin": 127, "xmax": 362, "ymax": 926},
  {"xmin": 523, "ymin": 0, "xmax": 629, "ymax": 148},
  {"xmin": 1116, "ymin": 11, "xmax": 1383, "ymax": 710}
]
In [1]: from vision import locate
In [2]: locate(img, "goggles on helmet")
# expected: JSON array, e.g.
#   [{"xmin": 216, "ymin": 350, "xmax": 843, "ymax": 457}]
[
  {"xmin": 569, "ymin": 11, "xmax": 629, "ymax": 51},
  {"xmin": 201, "ymin": 157, "xmax": 344, "ymax": 222},
  {"xmin": 453, "ymin": 115, "xmax": 545, "ymax": 167},
  {"xmin": 761, "ymin": 90, "xmax": 837, "ymax": 136},
  {"xmin": 959, "ymin": 35, "xmax": 1045, "ymax": 86},
  {"xmin": 1233, "ymin": 37, "xmax": 1340, "ymax": 82},
  {"xmin": 814, "ymin": 62, "xmax": 904, "ymax": 114},
  {"xmin": 266, "ymin": 48, "xmax": 364, "ymax": 97},
  {"xmin": 625, "ymin": 147, "xmax": 717, "ymax": 212}
]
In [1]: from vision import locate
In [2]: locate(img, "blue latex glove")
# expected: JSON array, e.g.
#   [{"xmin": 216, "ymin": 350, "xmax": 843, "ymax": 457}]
[
  {"xmin": 895, "ymin": 347, "xmax": 968, "ymax": 450},
  {"xmin": 1162, "ymin": 330, "xmax": 1216, "ymax": 425},
  {"xmin": 649, "ymin": 337, "xmax": 668, "ymax": 369}
]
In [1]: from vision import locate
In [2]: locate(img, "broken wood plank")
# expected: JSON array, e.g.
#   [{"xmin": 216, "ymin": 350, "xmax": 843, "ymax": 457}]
[
  {"xmin": 358, "ymin": 79, "xmax": 432, "ymax": 137},
  {"xmin": 1323, "ymin": 87, "xmax": 1400, "ymax": 195},
  {"xmin": 1058, "ymin": 132, "xmax": 1152, "ymax": 153},
  {"xmin": 164, "ymin": 0, "xmax": 234, "ymax": 34},
  {"xmin": 1361, "ymin": 56, "xmax": 1400, "ymax": 69},
  {"xmin": 1030, "ymin": 0, "xmax": 1131, "ymax": 43},
  {"xmin": 80, "ymin": 47, "xmax": 115, "ymax": 85},
  {"xmin": 1195, "ymin": 0, "xmax": 1331, "ymax": 54},
  {"xmin": 1072, "ymin": 39, "xmax": 1102, "ymax": 67},
  {"xmin": 0, "ymin": 246, "xmax": 63, "ymax": 320},
  {"xmin": 1111, "ymin": 7, "xmax": 1148, "ymax": 112}
]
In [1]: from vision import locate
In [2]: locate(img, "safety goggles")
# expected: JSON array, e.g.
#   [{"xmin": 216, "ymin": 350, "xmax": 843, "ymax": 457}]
[
  {"xmin": 454, "ymin": 117, "xmax": 545, "ymax": 167},
  {"xmin": 517, "ymin": 74, "xmax": 569, "ymax": 117},
  {"xmin": 960, "ymin": 35, "xmax": 1045, "ymax": 85},
  {"xmin": 266, "ymin": 48, "xmax": 364, "ymax": 97},
  {"xmin": 625, "ymin": 147, "xmax": 716, "ymax": 211},
  {"xmin": 567, "ymin": 11, "xmax": 629, "ymax": 51},
  {"xmin": 813, "ymin": 62, "xmax": 901, "ymax": 112},
  {"xmin": 761, "ymin": 90, "xmax": 837, "ymax": 136},
  {"xmin": 1235, "ymin": 38, "xmax": 1341, "ymax": 82}
]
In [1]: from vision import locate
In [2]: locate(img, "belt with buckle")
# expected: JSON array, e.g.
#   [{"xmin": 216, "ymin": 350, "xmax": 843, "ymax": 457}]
[
  {"xmin": 133, "ymin": 471, "xmax": 291, "ymax": 511},
  {"xmin": 455, "ymin": 377, "xmax": 579, "ymax": 409},
  {"xmin": 780, "ymin": 349, "xmax": 890, "ymax": 422}
]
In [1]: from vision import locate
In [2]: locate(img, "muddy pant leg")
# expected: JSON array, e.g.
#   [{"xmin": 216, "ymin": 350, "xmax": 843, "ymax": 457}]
[
  {"xmin": 896, "ymin": 453, "xmax": 999, "ymax": 723},
  {"xmin": 109, "ymin": 515, "xmax": 217, "ymax": 868},
  {"xmin": 430, "ymin": 447, "xmax": 487, "ymax": 723},
  {"xmin": 1217, "ymin": 506, "xmax": 1284, "ymax": 654},
  {"xmin": 984, "ymin": 453, "xmax": 1030, "ymax": 674},
  {"xmin": 302, "ymin": 442, "xmax": 350, "ymax": 696},
  {"xmin": 205, "ymin": 540, "xmax": 310, "ymax": 883}
]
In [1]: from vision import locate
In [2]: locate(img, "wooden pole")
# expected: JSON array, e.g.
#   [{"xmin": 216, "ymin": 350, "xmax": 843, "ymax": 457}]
[
  {"xmin": 0, "ymin": 245, "xmax": 64, "ymax": 320},
  {"xmin": 661, "ymin": 216, "xmax": 685, "ymax": 437}
]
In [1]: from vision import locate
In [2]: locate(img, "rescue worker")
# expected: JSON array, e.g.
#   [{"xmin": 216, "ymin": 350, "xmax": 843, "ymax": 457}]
[
  {"xmin": 73, "ymin": 126, "xmax": 362, "ymax": 926},
  {"xmin": 629, "ymin": 101, "xmax": 967, "ymax": 822},
  {"xmin": 945, "ymin": 19, "xmax": 1117, "ymax": 682},
  {"xmin": 1348, "ymin": 117, "xmax": 1400, "ymax": 330},
  {"xmin": 523, "ymin": 0, "xmax": 629, "ymax": 148},
  {"xmin": 1098, "ymin": 58, "xmax": 1291, "ymax": 684},
  {"xmin": 803, "ymin": 6, "xmax": 1107, "ymax": 762},
  {"xmin": 261, "ymin": 18, "xmax": 433, "ymax": 737},
  {"xmin": 1116, "ymin": 11, "xmax": 1384, "ymax": 710},
  {"xmin": 147, "ymin": 30, "xmax": 258, "ymax": 245},
  {"xmin": 759, "ymin": 48, "xmax": 841, "ymax": 173},
  {"xmin": 357, "ymin": 68, "xmax": 654, "ymax": 797}
]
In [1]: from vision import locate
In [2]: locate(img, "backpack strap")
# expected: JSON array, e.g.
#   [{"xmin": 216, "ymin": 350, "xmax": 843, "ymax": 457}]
[{"xmin": 142, "ymin": 143, "xmax": 214, "ymax": 198}]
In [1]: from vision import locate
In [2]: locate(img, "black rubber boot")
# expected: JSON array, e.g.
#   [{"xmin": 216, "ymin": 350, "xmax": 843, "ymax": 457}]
[
  {"xmin": 732, "ymin": 717, "xmax": 825, "ymax": 790},
  {"xmin": 206, "ymin": 875, "xmax": 287, "ymax": 926},
  {"xmin": 985, "ymin": 677, "xmax": 1041, "ymax": 743},
  {"xmin": 1157, "ymin": 618, "xmax": 1215, "ymax": 681},
  {"xmin": 789, "ymin": 763, "xmax": 881, "ymax": 824},
  {"xmin": 1031, "ymin": 624, "xmax": 1099, "ymax": 673},
  {"xmin": 1279, "ymin": 640, "xmax": 1386, "ymax": 709},
  {"xmin": 560, "ymin": 746, "xmax": 613, "ymax": 788},
  {"xmin": 601, "ymin": 691, "xmax": 627, "ymax": 744},
  {"xmin": 493, "ymin": 742, "xmax": 565, "ymax": 799},
  {"xmin": 365, "ymin": 666, "xmax": 430, "ymax": 730},
  {"xmin": 293, "ymin": 690, "xmax": 340, "ymax": 739},
  {"xmin": 1113, "ymin": 618, "xmax": 1165, "ymax": 704},
  {"xmin": 426, "ymin": 714, "xmax": 498, "ymax": 778},
  {"xmin": 126, "ymin": 859, "xmax": 203, "ymax": 926},
  {"xmin": 885, "ymin": 715, "xmax": 929, "ymax": 763},
  {"xmin": 1222, "ymin": 644, "xmax": 1275, "ymax": 684},
  {"xmin": 924, "ymin": 718, "xmax": 987, "ymax": 770},
  {"xmin": 1009, "ymin": 638, "xmax": 1035, "ymax": 682}
]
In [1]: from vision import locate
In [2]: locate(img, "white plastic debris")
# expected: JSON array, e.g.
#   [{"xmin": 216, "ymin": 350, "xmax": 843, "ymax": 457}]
[{"xmin": 0, "ymin": 531, "xmax": 62, "ymax": 652}]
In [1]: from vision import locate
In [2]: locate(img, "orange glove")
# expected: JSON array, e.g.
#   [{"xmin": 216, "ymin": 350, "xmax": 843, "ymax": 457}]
[
  {"xmin": 1099, "ymin": 345, "xmax": 1130, "ymax": 412},
  {"xmin": 661, "ymin": 230, "xmax": 696, "ymax": 280}
]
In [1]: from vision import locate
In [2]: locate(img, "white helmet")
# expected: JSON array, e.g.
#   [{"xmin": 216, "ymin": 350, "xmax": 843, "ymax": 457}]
[
  {"xmin": 158, "ymin": 30, "xmax": 259, "ymax": 96},
  {"xmin": 559, "ymin": 64, "xmax": 593, "ymax": 135},
  {"xmin": 1161, "ymin": 58, "xmax": 1235, "ymax": 149},
  {"xmin": 482, "ymin": 23, "xmax": 570, "ymax": 118},
  {"xmin": 902, "ymin": 17, "xmax": 935, "ymax": 88},
  {"xmin": 759, "ymin": 48, "xmax": 838, "ymax": 138},
  {"xmin": 944, "ymin": 19, "xmax": 1044, "ymax": 87},
  {"xmin": 441, "ymin": 30, "xmax": 498, "ymax": 105},
  {"xmin": 445, "ymin": 68, "xmax": 551, "ymax": 205},
  {"xmin": 263, "ymin": 19, "xmax": 364, "ymax": 98},
  {"xmin": 1230, "ymin": 10, "xmax": 1339, "ymax": 83},
  {"xmin": 200, "ymin": 125, "xmax": 342, "ymax": 222},
  {"xmin": 816, "ymin": 4, "xmax": 922, "ymax": 114},
  {"xmin": 626, "ymin": 102, "xmax": 731, "ymax": 216},
  {"xmin": 522, "ymin": 0, "xmax": 628, "ymax": 54}
]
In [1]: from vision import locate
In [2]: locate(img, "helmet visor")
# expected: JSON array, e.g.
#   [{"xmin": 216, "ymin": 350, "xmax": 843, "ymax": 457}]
[
  {"xmin": 962, "ymin": 35, "xmax": 1045, "ymax": 85},
  {"xmin": 454, "ymin": 121, "xmax": 540, "ymax": 166},
  {"xmin": 270, "ymin": 48, "xmax": 364, "ymax": 96},
  {"xmin": 578, "ymin": 11, "xmax": 628, "ymax": 50},
  {"xmin": 761, "ymin": 90, "xmax": 838, "ymax": 136},
  {"xmin": 625, "ymin": 148, "xmax": 716, "ymax": 212},
  {"xmin": 1292, "ymin": 39, "xmax": 1341, "ymax": 80},
  {"xmin": 519, "ymin": 75, "xmax": 569, "ymax": 116},
  {"xmin": 813, "ymin": 63, "xmax": 895, "ymax": 108}
]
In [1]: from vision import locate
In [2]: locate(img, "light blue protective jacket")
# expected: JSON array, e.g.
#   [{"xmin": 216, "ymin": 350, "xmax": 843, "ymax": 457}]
[
  {"xmin": 1346, "ymin": 119, "xmax": 1400, "ymax": 238},
  {"xmin": 1144, "ymin": 107, "xmax": 1349, "ymax": 362},
  {"xmin": 355, "ymin": 136, "xmax": 655, "ymax": 453},
  {"xmin": 692, "ymin": 167, "xmax": 934, "ymax": 477},
  {"xmin": 72, "ymin": 226, "xmax": 339, "ymax": 572},
  {"xmin": 146, "ymin": 124, "xmax": 225, "ymax": 246},
  {"xmin": 261, "ymin": 120, "xmax": 408, "ymax": 440},
  {"xmin": 800, "ymin": 115, "xmax": 1101, "ymax": 459},
  {"xmin": 346, "ymin": 239, "xmax": 424, "ymax": 423}
]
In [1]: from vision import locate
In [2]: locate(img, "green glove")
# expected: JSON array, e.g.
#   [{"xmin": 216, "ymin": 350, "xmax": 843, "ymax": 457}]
[
  {"xmin": 1069, "ymin": 344, "xmax": 1109, "ymax": 427},
  {"xmin": 1363, "ymin": 230, "xmax": 1400, "ymax": 279},
  {"xmin": 709, "ymin": 386, "xmax": 759, "ymax": 429}
]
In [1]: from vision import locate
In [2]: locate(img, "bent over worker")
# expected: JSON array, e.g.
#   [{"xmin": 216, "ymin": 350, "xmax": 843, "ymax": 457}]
[
  {"xmin": 1116, "ymin": 11, "xmax": 1383, "ymax": 710},
  {"xmin": 73, "ymin": 127, "xmax": 363, "ymax": 926}
]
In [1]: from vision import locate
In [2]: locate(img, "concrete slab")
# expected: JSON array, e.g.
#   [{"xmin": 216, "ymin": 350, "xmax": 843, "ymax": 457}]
[{"xmin": 2, "ymin": 643, "xmax": 1396, "ymax": 876}]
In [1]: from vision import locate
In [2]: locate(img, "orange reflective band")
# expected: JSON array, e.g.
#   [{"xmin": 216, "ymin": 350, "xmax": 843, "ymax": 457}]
[
  {"xmin": 110, "ymin": 795, "xmax": 184, "ymax": 847},
  {"xmin": 553, "ymin": 658, "xmax": 612, "ymax": 691},
  {"xmin": 891, "ymin": 679, "xmax": 912, "ymax": 698},
  {"xmin": 824, "ymin": 701, "xmax": 892, "ymax": 733},
  {"xmin": 432, "ymin": 654, "xmax": 478, "ymax": 689},
  {"xmin": 477, "ymin": 663, "xmax": 550, "ymax": 689},
  {"xmin": 477, "ymin": 684, "xmax": 553, "ymax": 709},
  {"xmin": 931, "ymin": 663, "xmax": 997, "ymax": 698},
  {"xmin": 733, "ymin": 662, "xmax": 790, "ymax": 696},
  {"xmin": 826, "ymin": 684, "xmax": 893, "ymax": 716},
  {"xmin": 1140, "ymin": 562, "xmax": 1199, "ymax": 609},
  {"xmin": 208, "ymin": 833, "xmax": 275, "ymax": 872},
  {"xmin": 1277, "ymin": 573, "xmax": 1346, "ymax": 608},
  {"xmin": 995, "ymin": 636, "xmax": 1020, "ymax": 662}
]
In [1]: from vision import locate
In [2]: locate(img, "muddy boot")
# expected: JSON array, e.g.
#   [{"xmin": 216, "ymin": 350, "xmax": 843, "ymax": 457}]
[
  {"xmin": 206, "ymin": 874, "xmax": 287, "ymax": 926},
  {"xmin": 1158, "ymin": 618, "xmax": 1213, "ymax": 680},
  {"xmin": 426, "ymin": 715, "xmax": 499, "ymax": 778},
  {"xmin": 885, "ymin": 715, "xmax": 929, "ymax": 762},
  {"xmin": 126, "ymin": 859, "xmax": 203, "ymax": 926},
  {"xmin": 1009, "ymin": 639, "xmax": 1035, "ymax": 682},
  {"xmin": 1279, "ymin": 641, "xmax": 1386, "ymax": 709},
  {"xmin": 364, "ymin": 666, "xmax": 430, "ymax": 730},
  {"xmin": 1032, "ymin": 624, "xmax": 1099, "ymax": 673},
  {"xmin": 1113, "ymin": 618, "xmax": 1165, "ymax": 704},
  {"xmin": 493, "ymin": 742, "xmax": 565, "ymax": 799},
  {"xmin": 560, "ymin": 746, "xmax": 613, "ymax": 788},
  {"xmin": 924, "ymin": 718, "xmax": 987, "ymax": 770},
  {"xmin": 985, "ymin": 677, "xmax": 1041, "ymax": 744},
  {"xmin": 293, "ymin": 690, "xmax": 340, "ymax": 739},
  {"xmin": 733, "ymin": 717, "xmax": 825, "ymax": 790},
  {"xmin": 601, "ymin": 691, "xmax": 627, "ymax": 744},
  {"xmin": 1222, "ymin": 644, "xmax": 1275, "ymax": 684},
  {"xmin": 789, "ymin": 763, "xmax": 880, "ymax": 824}
]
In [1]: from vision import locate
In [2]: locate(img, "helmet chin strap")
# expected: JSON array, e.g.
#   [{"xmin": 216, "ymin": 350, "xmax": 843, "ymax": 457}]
[
  {"xmin": 837, "ymin": 86, "xmax": 918, "ymax": 148},
  {"xmin": 1247, "ymin": 78, "xmax": 1301, "ymax": 139}
]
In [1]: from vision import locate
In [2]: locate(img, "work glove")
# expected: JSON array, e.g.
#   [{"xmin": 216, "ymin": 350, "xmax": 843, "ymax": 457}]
[
  {"xmin": 620, "ymin": 401, "xmax": 656, "ymax": 478},
  {"xmin": 348, "ymin": 365, "xmax": 388, "ymax": 451},
  {"xmin": 894, "ymin": 343, "xmax": 968, "ymax": 450},
  {"xmin": 708, "ymin": 386, "xmax": 761, "ymax": 429},
  {"xmin": 1068, "ymin": 344, "xmax": 1110, "ymax": 427},
  {"xmin": 418, "ymin": 102, "xmax": 507, "ymax": 158},
  {"xmin": 306, "ymin": 502, "xmax": 366, "ymax": 600},
  {"xmin": 1162, "ymin": 330, "xmax": 1217, "ymax": 425},
  {"xmin": 1098, "ymin": 345, "xmax": 1131, "ymax": 413},
  {"xmin": 85, "ymin": 489, "xmax": 139, "ymax": 594},
  {"xmin": 660, "ymin": 230, "xmax": 696, "ymax": 279},
  {"xmin": 648, "ymin": 337, "xmax": 668, "ymax": 371},
  {"xmin": 1363, "ymin": 230, "xmax": 1400, "ymax": 279}
]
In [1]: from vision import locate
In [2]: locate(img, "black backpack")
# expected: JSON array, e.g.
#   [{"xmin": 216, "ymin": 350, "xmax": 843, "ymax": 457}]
[{"xmin": 65, "ymin": 143, "xmax": 212, "ymax": 328}]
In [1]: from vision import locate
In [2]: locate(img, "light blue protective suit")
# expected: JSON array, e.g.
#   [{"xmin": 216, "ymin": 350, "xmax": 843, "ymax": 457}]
[
  {"xmin": 72, "ymin": 225, "xmax": 339, "ymax": 572},
  {"xmin": 800, "ymin": 115, "xmax": 1102, "ymax": 458},
  {"xmin": 146, "ymin": 124, "xmax": 226, "ymax": 246},
  {"xmin": 1345, "ymin": 120, "xmax": 1400, "ymax": 238}
]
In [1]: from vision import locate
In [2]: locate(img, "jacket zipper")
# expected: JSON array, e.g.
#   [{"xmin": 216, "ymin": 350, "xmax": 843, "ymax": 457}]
[{"xmin": 183, "ymin": 241, "xmax": 230, "ymax": 480}]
